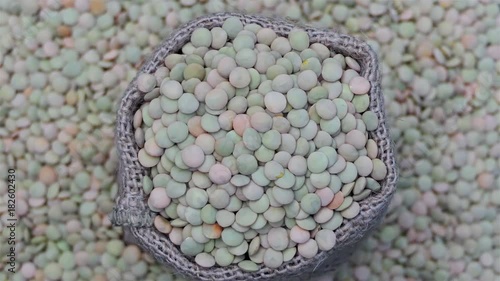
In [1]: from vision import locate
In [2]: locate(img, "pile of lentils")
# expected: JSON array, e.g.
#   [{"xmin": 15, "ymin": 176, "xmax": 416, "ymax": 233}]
[
  {"xmin": 134, "ymin": 16, "xmax": 387, "ymax": 270},
  {"xmin": 1, "ymin": 0, "xmax": 499, "ymax": 281}
]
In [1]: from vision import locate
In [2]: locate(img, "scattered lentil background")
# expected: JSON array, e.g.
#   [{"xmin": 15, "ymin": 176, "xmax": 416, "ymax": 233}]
[{"xmin": 0, "ymin": 0, "xmax": 499, "ymax": 281}]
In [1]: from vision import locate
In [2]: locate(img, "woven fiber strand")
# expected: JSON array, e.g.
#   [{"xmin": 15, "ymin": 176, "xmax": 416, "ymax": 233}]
[{"xmin": 110, "ymin": 12, "xmax": 398, "ymax": 281}]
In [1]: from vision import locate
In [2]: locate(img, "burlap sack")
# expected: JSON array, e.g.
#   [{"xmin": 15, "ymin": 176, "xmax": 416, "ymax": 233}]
[{"xmin": 110, "ymin": 12, "xmax": 398, "ymax": 281}]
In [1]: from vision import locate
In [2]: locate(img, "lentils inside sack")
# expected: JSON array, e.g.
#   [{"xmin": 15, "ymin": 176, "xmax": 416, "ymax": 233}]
[{"xmin": 135, "ymin": 17, "xmax": 387, "ymax": 270}]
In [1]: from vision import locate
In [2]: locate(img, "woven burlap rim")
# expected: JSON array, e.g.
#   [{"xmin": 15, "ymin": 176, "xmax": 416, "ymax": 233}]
[{"xmin": 111, "ymin": 12, "xmax": 398, "ymax": 281}]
